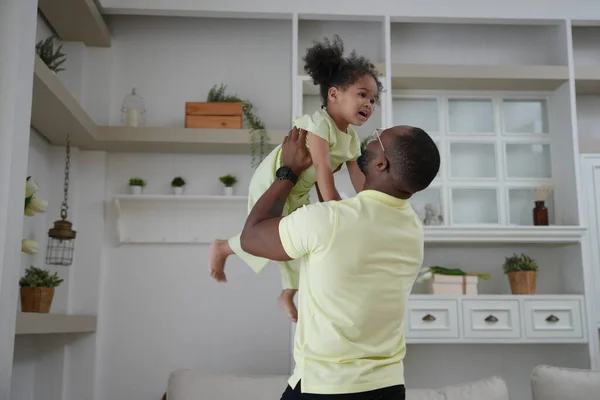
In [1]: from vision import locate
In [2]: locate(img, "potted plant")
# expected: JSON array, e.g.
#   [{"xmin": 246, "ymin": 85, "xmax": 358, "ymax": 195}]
[
  {"xmin": 219, "ymin": 174, "xmax": 238, "ymax": 196},
  {"xmin": 35, "ymin": 36, "xmax": 66, "ymax": 74},
  {"xmin": 19, "ymin": 266, "xmax": 63, "ymax": 313},
  {"xmin": 171, "ymin": 176, "xmax": 186, "ymax": 195},
  {"xmin": 205, "ymin": 84, "xmax": 269, "ymax": 168},
  {"xmin": 416, "ymin": 266, "xmax": 490, "ymax": 295},
  {"xmin": 129, "ymin": 177, "xmax": 146, "ymax": 195},
  {"xmin": 503, "ymin": 253, "xmax": 538, "ymax": 295}
]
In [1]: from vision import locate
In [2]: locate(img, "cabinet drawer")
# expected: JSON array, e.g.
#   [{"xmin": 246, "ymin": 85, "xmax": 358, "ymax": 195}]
[
  {"xmin": 523, "ymin": 300, "xmax": 584, "ymax": 339},
  {"xmin": 463, "ymin": 300, "xmax": 520, "ymax": 339},
  {"xmin": 405, "ymin": 300, "xmax": 459, "ymax": 338}
]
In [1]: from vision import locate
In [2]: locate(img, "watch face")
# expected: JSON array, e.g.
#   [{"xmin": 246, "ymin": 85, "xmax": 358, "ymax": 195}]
[{"xmin": 277, "ymin": 166, "xmax": 290, "ymax": 179}]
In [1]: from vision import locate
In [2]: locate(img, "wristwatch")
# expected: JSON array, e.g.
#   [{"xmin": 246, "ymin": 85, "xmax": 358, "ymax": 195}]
[{"xmin": 276, "ymin": 166, "xmax": 298, "ymax": 185}]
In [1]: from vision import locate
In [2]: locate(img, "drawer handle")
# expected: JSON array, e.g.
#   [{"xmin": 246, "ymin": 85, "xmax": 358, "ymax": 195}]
[
  {"xmin": 546, "ymin": 314, "xmax": 559, "ymax": 323},
  {"xmin": 484, "ymin": 315, "xmax": 498, "ymax": 323},
  {"xmin": 422, "ymin": 314, "xmax": 436, "ymax": 322}
]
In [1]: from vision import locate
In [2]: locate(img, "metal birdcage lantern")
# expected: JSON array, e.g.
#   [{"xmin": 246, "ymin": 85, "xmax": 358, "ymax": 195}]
[{"xmin": 46, "ymin": 135, "xmax": 76, "ymax": 266}]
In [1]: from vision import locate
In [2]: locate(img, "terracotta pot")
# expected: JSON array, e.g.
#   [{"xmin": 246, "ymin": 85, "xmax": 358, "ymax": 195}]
[
  {"xmin": 507, "ymin": 271, "xmax": 537, "ymax": 295},
  {"xmin": 20, "ymin": 287, "xmax": 55, "ymax": 313}
]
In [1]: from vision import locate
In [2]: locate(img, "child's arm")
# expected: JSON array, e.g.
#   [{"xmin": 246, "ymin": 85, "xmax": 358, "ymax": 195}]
[
  {"xmin": 346, "ymin": 160, "xmax": 366, "ymax": 193},
  {"xmin": 308, "ymin": 132, "xmax": 341, "ymax": 201},
  {"xmin": 315, "ymin": 164, "xmax": 342, "ymax": 202}
]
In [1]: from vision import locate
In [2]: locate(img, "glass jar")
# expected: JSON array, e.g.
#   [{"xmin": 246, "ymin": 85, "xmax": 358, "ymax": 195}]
[
  {"xmin": 533, "ymin": 200, "xmax": 549, "ymax": 226},
  {"xmin": 121, "ymin": 88, "xmax": 145, "ymax": 127}
]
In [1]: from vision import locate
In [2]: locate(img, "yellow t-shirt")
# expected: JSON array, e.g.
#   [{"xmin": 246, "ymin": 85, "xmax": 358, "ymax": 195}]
[{"xmin": 278, "ymin": 190, "xmax": 424, "ymax": 395}]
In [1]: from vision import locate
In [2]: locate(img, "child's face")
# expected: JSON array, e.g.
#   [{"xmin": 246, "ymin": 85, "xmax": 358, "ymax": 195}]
[{"xmin": 330, "ymin": 75, "xmax": 378, "ymax": 127}]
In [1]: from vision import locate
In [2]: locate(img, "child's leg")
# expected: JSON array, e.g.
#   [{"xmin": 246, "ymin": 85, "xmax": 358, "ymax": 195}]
[
  {"xmin": 277, "ymin": 259, "xmax": 301, "ymax": 322},
  {"xmin": 209, "ymin": 233, "xmax": 271, "ymax": 282}
]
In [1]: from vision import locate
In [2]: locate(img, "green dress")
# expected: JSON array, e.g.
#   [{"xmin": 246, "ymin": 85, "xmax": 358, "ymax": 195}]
[{"xmin": 228, "ymin": 108, "xmax": 362, "ymax": 289}]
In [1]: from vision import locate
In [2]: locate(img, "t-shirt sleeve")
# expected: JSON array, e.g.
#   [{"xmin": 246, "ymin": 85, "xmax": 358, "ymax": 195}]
[
  {"xmin": 348, "ymin": 127, "xmax": 362, "ymax": 161},
  {"xmin": 293, "ymin": 113, "xmax": 331, "ymax": 143},
  {"xmin": 278, "ymin": 202, "xmax": 337, "ymax": 259}
]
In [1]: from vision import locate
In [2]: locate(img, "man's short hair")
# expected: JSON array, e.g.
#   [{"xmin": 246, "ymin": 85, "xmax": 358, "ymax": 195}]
[{"xmin": 388, "ymin": 127, "xmax": 440, "ymax": 194}]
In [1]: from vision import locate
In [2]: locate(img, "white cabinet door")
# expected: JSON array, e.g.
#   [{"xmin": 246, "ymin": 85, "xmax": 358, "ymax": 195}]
[
  {"xmin": 463, "ymin": 300, "xmax": 521, "ymax": 339},
  {"xmin": 405, "ymin": 300, "xmax": 459, "ymax": 339},
  {"xmin": 522, "ymin": 300, "xmax": 584, "ymax": 339}
]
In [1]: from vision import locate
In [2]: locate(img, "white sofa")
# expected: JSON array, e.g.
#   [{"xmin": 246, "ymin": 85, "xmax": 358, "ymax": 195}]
[
  {"xmin": 166, "ymin": 370, "xmax": 509, "ymax": 400},
  {"xmin": 166, "ymin": 365, "xmax": 600, "ymax": 400}
]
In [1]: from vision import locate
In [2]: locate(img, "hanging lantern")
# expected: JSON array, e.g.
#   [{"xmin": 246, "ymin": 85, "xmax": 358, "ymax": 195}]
[{"xmin": 46, "ymin": 134, "xmax": 76, "ymax": 266}]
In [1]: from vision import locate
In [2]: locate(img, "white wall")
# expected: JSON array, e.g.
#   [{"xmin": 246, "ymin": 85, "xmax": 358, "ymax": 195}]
[
  {"xmin": 105, "ymin": 15, "xmax": 292, "ymax": 128},
  {"xmin": 92, "ymin": 15, "xmax": 295, "ymax": 400}
]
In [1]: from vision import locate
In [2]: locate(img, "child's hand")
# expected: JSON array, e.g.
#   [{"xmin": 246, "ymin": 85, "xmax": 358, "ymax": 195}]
[{"xmin": 282, "ymin": 127, "xmax": 312, "ymax": 176}]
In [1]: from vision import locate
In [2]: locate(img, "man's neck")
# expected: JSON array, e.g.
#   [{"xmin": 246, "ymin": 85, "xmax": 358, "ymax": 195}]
[{"xmin": 362, "ymin": 182, "xmax": 412, "ymax": 200}]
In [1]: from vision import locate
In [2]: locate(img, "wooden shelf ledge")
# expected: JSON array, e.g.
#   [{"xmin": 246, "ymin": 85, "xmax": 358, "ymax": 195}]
[
  {"xmin": 390, "ymin": 63, "xmax": 569, "ymax": 91},
  {"xmin": 38, "ymin": 0, "xmax": 111, "ymax": 47},
  {"xmin": 15, "ymin": 312, "xmax": 97, "ymax": 335}
]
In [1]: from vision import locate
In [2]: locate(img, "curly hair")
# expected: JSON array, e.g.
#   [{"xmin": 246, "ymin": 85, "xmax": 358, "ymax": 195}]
[{"xmin": 302, "ymin": 35, "xmax": 383, "ymax": 107}]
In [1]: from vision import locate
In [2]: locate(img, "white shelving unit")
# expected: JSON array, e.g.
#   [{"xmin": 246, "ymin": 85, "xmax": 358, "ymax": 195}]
[{"xmin": 25, "ymin": 10, "xmax": 600, "ymax": 400}]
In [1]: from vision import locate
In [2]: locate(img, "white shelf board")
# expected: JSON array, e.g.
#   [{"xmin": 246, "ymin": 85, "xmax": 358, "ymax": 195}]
[
  {"xmin": 112, "ymin": 193, "xmax": 586, "ymax": 245},
  {"xmin": 94, "ymin": 127, "xmax": 288, "ymax": 154},
  {"xmin": 31, "ymin": 55, "xmax": 98, "ymax": 146},
  {"xmin": 575, "ymin": 66, "xmax": 600, "ymax": 94},
  {"xmin": 31, "ymin": 57, "xmax": 288, "ymax": 154},
  {"xmin": 15, "ymin": 312, "xmax": 97, "ymax": 335},
  {"xmin": 298, "ymin": 62, "xmax": 387, "ymax": 81},
  {"xmin": 425, "ymin": 226, "xmax": 586, "ymax": 244},
  {"xmin": 38, "ymin": 0, "xmax": 111, "ymax": 47},
  {"xmin": 391, "ymin": 64, "xmax": 569, "ymax": 91}
]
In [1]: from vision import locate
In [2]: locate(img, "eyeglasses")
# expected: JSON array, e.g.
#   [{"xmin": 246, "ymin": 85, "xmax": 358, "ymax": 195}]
[{"xmin": 369, "ymin": 128, "xmax": 385, "ymax": 153}]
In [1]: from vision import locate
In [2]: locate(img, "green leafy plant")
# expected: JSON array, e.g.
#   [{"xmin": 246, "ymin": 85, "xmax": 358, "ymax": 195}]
[
  {"xmin": 171, "ymin": 177, "xmax": 186, "ymax": 187},
  {"xmin": 129, "ymin": 178, "xmax": 146, "ymax": 187},
  {"xmin": 19, "ymin": 266, "xmax": 63, "ymax": 288},
  {"xmin": 417, "ymin": 266, "xmax": 491, "ymax": 283},
  {"xmin": 35, "ymin": 36, "xmax": 66, "ymax": 73},
  {"xmin": 219, "ymin": 175, "xmax": 238, "ymax": 187},
  {"xmin": 503, "ymin": 253, "xmax": 538, "ymax": 273},
  {"xmin": 207, "ymin": 84, "xmax": 269, "ymax": 167}
]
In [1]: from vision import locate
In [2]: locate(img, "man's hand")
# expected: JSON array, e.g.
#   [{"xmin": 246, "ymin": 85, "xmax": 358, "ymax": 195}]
[{"xmin": 282, "ymin": 127, "xmax": 312, "ymax": 176}]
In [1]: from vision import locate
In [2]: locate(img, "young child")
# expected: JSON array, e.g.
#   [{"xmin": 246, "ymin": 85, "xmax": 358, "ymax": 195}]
[{"xmin": 209, "ymin": 35, "xmax": 383, "ymax": 322}]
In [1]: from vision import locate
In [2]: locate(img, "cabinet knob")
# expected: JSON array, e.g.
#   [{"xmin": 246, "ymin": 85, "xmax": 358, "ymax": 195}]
[
  {"xmin": 546, "ymin": 314, "xmax": 559, "ymax": 323},
  {"xmin": 484, "ymin": 315, "xmax": 498, "ymax": 323},
  {"xmin": 422, "ymin": 314, "xmax": 436, "ymax": 322}
]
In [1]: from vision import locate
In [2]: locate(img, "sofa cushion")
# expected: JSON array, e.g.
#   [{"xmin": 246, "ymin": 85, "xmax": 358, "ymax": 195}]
[
  {"xmin": 440, "ymin": 376, "xmax": 509, "ymax": 400},
  {"xmin": 531, "ymin": 364, "xmax": 600, "ymax": 400},
  {"xmin": 167, "ymin": 370, "xmax": 288, "ymax": 400},
  {"xmin": 167, "ymin": 370, "xmax": 508, "ymax": 400},
  {"xmin": 405, "ymin": 388, "xmax": 444, "ymax": 400}
]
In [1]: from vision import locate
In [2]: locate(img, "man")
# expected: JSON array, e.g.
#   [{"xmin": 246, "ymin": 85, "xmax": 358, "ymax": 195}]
[{"xmin": 240, "ymin": 125, "xmax": 440, "ymax": 400}]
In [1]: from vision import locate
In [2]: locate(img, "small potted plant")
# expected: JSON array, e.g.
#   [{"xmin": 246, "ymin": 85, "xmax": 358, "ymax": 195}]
[
  {"xmin": 19, "ymin": 266, "xmax": 63, "ymax": 313},
  {"xmin": 129, "ymin": 177, "xmax": 146, "ymax": 195},
  {"xmin": 171, "ymin": 177, "xmax": 186, "ymax": 195},
  {"xmin": 219, "ymin": 174, "xmax": 238, "ymax": 196},
  {"xmin": 503, "ymin": 253, "xmax": 538, "ymax": 295}
]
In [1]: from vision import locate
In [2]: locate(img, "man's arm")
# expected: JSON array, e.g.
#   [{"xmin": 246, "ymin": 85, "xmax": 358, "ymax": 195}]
[
  {"xmin": 240, "ymin": 180, "xmax": 295, "ymax": 261},
  {"xmin": 240, "ymin": 127, "xmax": 314, "ymax": 261}
]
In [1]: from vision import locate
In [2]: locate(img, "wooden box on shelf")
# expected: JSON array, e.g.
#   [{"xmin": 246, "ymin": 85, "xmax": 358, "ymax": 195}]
[
  {"xmin": 185, "ymin": 102, "xmax": 243, "ymax": 129},
  {"xmin": 428, "ymin": 275, "xmax": 478, "ymax": 295}
]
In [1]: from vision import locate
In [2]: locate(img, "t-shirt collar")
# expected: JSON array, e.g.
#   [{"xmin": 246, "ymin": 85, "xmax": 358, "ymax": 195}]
[{"xmin": 357, "ymin": 189, "xmax": 409, "ymax": 209}]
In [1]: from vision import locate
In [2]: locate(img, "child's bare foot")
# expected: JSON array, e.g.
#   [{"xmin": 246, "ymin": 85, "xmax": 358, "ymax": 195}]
[
  {"xmin": 209, "ymin": 239, "xmax": 233, "ymax": 283},
  {"xmin": 278, "ymin": 289, "xmax": 298, "ymax": 322}
]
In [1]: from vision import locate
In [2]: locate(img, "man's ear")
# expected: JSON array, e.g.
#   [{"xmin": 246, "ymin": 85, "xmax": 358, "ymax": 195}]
[{"xmin": 375, "ymin": 154, "xmax": 389, "ymax": 172}]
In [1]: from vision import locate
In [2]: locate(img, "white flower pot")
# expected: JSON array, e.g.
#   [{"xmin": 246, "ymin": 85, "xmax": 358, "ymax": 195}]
[
  {"xmin": 173, "ymin": 187, "xmax": 184, "ymax": 195},
  {"xmin": 223, "ymin": 186, "xmax": 234, "ymax": 196},
  {"xmin": 130, "ymin": 185, "xmax": 142, "ymax": 195}
]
